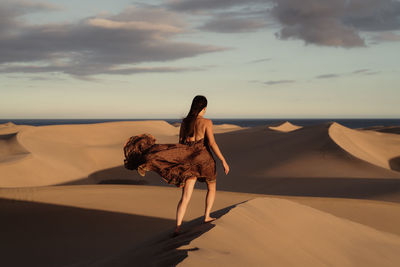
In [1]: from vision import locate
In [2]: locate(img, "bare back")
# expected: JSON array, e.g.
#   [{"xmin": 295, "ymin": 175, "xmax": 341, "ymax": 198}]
[
  {"xmin": 179, "ymin": 117, "xmax": 210, "ymax": 143},
  {"xmin": 191, "ymin": 117, "xmax": 208, "ymax": 141}
]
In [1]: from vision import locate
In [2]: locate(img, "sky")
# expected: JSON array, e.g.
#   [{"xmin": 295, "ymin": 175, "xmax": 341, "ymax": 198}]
[{"xmin": 0, "ymin": 0, "xmax": 399, "ymax": 119}]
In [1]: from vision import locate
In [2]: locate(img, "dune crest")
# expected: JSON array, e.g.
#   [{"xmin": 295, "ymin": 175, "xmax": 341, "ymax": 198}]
[
  {"xmin": 0, "ymin": 132, "xmax": 30, "ymax": 163},
  {"xmin": 180, "ymin": 197, "xmax": 400, "ymax": 267},
  {"xmin": 213, "ymin": 123, "xmax": 244, "ymax": 133},
  {"xmin": 0, "ymin": 122, "xmax": 16, "ymax": 128},
  {"xmin": 329, "ymin": 122, "xmax": 400, "ymax": 171},
  {"xmin": 268, "ymin": 121, "xmax": 302, "ymax": 132}
]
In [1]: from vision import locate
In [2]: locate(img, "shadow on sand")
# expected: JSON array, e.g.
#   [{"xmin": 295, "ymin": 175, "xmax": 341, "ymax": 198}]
[
  {"xmin": 82, "ymin": 201, "xmax": 248, "ymax": 267},
  {"xmin": 0, "ymin": 197, "xmax": 175, "ymax": 267},
  {"xmin": 60, "ymin": 165, "xmax": 400, "ymax": 204},
  {"xmin": 389, "ymin": 156, "xmax": 400, "ymax": 172}
]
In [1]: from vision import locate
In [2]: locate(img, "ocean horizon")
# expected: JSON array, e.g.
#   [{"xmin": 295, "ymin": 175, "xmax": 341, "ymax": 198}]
[{"xmin": 1, "ymin": 118, "xmax": 399, "ymax": 129}]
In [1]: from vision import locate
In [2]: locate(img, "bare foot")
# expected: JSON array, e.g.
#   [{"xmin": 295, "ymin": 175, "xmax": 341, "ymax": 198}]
[{"xmin": 203, "ymin": 216, "xmax": 216, "ymax": 223}]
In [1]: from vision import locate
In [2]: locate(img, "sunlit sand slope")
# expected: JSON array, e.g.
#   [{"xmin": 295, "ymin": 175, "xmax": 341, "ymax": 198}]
[
  {"xmin": 329, "ymin": 122, "xmax": 400, "ymax": 171},
  {"xmin": 180, "ymin": 197, "xmax": 400, "ymax": 267}
]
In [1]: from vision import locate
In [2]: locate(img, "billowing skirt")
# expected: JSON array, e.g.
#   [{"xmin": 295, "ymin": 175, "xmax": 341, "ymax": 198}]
[{"xmin": 123, "ymin": 134, "xmax": 216, "ymax": 187}]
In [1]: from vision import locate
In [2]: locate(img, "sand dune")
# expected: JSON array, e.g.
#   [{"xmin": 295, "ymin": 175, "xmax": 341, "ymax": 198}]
[
  {"xmin": 187, "ymin": 122, "xmax": 400, "ymax": 202},
  {"xmin": 329, "ymin": 122, "xmax": 400, "ymax": 171},
  {"xmin": 0, "ymin": 131, "xmax": 30, "ymax": 163},
  {"xmin": 213, "ymin": 123, "xmax": 244, "ymax": 133},
  {"xmin": 178, "ymin": 197, "xmax": 400, "ymax": 267},
  {"xmin": 0, "ymin": 185, "xmax": 256, "ymax": 267},
  {"xmin": 0, "ymin": 121, "xmax": 243, "ymax": 187},
  {"xmin": 2, "ymin": 185, "xmax": 400, "ymax": 266},
  {"xmin": 363, "ymin": 125, "xmax": 400, "ymax": 135},
  {"xmin": 0, "ymin": 120, "xmax": 180, "ymax": 187},
  {"xmin": 2, "ymin": 120, "xmax": 398, "ymax": 198},
  {"xmin": 268, "ymin": 121, "xmax": 302, "ymax": 132},
  {"xmin": 75, "ymin": 194, "xmax": 400, "ymax": 267},
  {"xmin": 0, "ymin": 122, "xmax": 16, "ymax": 129}
]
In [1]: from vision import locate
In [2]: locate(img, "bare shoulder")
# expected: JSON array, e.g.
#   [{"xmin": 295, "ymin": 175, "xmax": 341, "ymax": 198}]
[
  {"xmin": 202, "ymin": 118, "xmax": 212, "ymax": 124},
  {"xmin": 200, "ymin": 118, "xmax": 213, "ymax": 127}
]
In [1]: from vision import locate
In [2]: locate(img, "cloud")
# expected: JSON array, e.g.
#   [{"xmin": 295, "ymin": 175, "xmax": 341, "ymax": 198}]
[
  {"xmin": 352, "ymin": 69, "xmax": 370, "ymax": 74},
  {"xmin": 0, "ymin": 0, "xmax": 61, "ymax": 34},
  {"xmin": 168, "ymin": 0, "xmax": 271, "ymax": 33},
  {"xmin": 369, "ymin": 31, "xmax": 400, "ymax": 42},
  {"xmin": 315, "ymin": 68, "xmax": 378, "ymax": 79},
  {"xmin": 316, "ymin": 74, "xmax": 341, "ymax": 79},
  {"xmin": 270, "ymin": 0, "xmax": 400, "ymax": 47},
  {"xmin": 167, "ymin": 0, "xmax": 265, "ymax": 12},
  {"xmin": 248, "ymin": 58, "xmax": 272, "ymax": 63},
  {"xmin": 199, "ymin": 16, "xmax": 266, "ymax": 33},
  {"xmin": 0, "ymin": 2, "xmax": 226, "ymax": 77},
  {"xmin": 263, "ymin": 79, "xmax": 295, "ymax": 85},
  {"xmin": 169, "ymin": 0, "xmax": 400, "ymax": 47},
  {"xmin": 87, "ymin": 18, "xmax": 183, "ymax": 33},
  {"xmin": 0, "ymin": 64, "xmax": 204, "ymax": 76}
]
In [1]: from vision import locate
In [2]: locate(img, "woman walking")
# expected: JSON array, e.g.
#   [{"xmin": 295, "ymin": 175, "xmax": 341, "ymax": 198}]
[{"xmin": 123, "ymin": 95, "xmax": 230, "ymax": 235}]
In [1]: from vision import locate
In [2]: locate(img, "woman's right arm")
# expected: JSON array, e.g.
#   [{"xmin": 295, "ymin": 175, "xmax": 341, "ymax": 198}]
[
  {"xmin": 205, "ymin": 119, "xmax": 230, "ymax": 175},
  {"xmin": 179, "ymin": 123, "xmax": 184, "ymax": 144}
]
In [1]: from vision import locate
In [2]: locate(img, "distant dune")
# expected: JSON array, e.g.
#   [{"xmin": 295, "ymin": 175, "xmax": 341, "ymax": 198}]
[
  {"xmin": 268, "ymin": 121, "xmax": 302, "ymax": 132},
  {"xmin": 363, "ymin": 125, "xmax": 400, "ymax": 135}
]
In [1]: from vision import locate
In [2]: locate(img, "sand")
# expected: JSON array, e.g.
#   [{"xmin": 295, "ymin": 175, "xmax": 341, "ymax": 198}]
[
  {"xmin": 268, "ymin": 121, "xmax": 302, "ymax": 132},
  {"xmin": 1, "ymin": 120, "xmax": 400, "ymax": 266},
  {"xmin": 329, "ymin": 122, "xmax": 400, "ymax": 171}
]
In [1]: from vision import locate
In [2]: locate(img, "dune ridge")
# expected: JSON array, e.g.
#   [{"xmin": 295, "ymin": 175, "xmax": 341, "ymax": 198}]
[
  {"xmin": 0, "ymin": 131, "xmax": 30, "ymax": 163},
  {"xmin": 329, "ymin": 122, "xmax": 400, "ymax": 171},
  {"xmin": 363, "ymin": 125, "xmax": 400, "ymax": 135}
]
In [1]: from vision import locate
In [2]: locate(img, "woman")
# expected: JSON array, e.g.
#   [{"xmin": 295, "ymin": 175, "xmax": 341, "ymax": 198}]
[{"xmin": 123, "ymin": 95, "xmax": 230, "ymax": 235}]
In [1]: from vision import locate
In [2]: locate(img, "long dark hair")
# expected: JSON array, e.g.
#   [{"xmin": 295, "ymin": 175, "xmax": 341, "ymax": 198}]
[{"xmin": 181, "ymin": 95, "xmax": 207, "ymax": 142}]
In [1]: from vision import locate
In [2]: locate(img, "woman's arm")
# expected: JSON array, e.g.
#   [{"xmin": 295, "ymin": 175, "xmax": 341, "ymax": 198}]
[
  {"xmin": 205, "ymin": 119, "xmax": 230, "ymax": 174},
  {"xmin": 179, "ymin": 123, "xmax": 184, "ymax": 144}
]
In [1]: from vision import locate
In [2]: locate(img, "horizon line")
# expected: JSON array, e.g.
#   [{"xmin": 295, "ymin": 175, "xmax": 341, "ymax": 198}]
[{"xmin": 1, "ymin": 117, "xmax": 399, "ymax": 120}]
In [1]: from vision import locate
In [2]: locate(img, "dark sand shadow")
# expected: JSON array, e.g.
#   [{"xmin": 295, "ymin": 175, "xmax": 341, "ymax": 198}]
[
  {"xmin": 81, "ymin": 201, "xmax": 248, "ymax": 267},
  {"xmin": 389, "ymin": 156, "xmax": 400, "ymax": 172},
  {"xmin": 0, "ymin": 198, "xmax": 175, "ymax": 267},
  {"xmin": 60, "ymin": 165, "xmax": 152, "ymax": 186},
  {"xmin": 60, "ymin": 164, "xmax": 400, "ymax": 204}
]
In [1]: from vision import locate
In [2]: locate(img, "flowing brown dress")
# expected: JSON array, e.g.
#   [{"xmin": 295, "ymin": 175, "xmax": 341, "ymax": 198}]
[{"xmin": 123, "ymin": 133, "xmax": 216, "ymax": 187}]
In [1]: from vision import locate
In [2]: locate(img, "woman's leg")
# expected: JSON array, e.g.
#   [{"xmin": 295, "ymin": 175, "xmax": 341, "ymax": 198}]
[
  {"xmin": 204, "ymin": 181, "xmax": 216, "ymax": 222},
  {"xmin": 176, "ymin": 177, "xmax": 197, "ymax": 230}
]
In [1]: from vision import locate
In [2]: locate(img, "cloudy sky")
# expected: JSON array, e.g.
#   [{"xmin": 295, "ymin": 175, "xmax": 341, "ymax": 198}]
[{"xmin": 1, "ymin": 0, "xmax": 399, "ymax": 119}]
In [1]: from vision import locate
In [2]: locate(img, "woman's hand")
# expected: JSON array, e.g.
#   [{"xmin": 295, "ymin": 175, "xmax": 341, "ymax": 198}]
[{"xmin": 222, "ymin": 160, "xmax": 230, "ymax": 175}]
